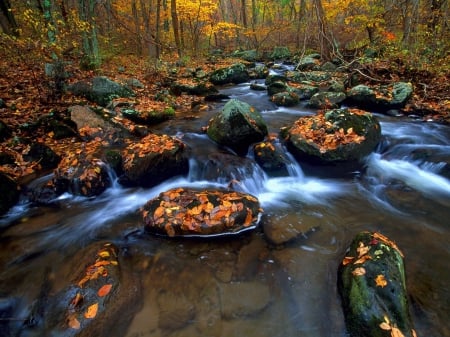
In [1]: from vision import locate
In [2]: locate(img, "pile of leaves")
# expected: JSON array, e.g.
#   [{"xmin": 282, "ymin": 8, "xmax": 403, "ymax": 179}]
[
  {"xmin": 288, "ymin": 109, "xmax": 367, "ymax": 154},
  {"xmin": 141, "ymin": 187, "xmax": 262, "ymax": 237},
  {"xmin": 122, "ymin": 134, "xmax": 183, "ymax": 171}
]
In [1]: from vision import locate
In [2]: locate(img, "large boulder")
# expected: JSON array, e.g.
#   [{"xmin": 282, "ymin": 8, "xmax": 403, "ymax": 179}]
[
  {"xmin": 119, "ymin": 134, "xmax": 188, "ymax": 187},
  {"xmin": 270, "ymin": 91, "xmax": 300, "ymax": 107},
  {"xmin": 307, "ymin": 91, "xmax": 346, "ymax": 109},
  {"xmin": 68, "ymin": 76, "xmax": 134, "ymax": 107},
  {"xmin": 53, "ymin": 156, "xmax": 112, "ymax": 197},
  {"xmin": 0, "ymin": 172, "xmax": 20, "ymax": 215},
  {"xmin": 209, "ymin": 63, "xmax": 250, "ymax": 85},
  {"xmin": 283, "ymin": 108, "xmax": 381, "ymax": 164},
  {"xmin": 346, "ymin": 82, "xmax": 413, "ymax": 112},
  {"xmin": 141, "ymin": 188, "xmax": 262, "ymax": 237},
  {"xmin": 207, "ymin": 99, "xmax": 268, "ymax": 154},
  {"xmin": 338, "ymin": 231, "xmax": 417, "ymax": 337},
  {"xmin": 270, "ymin": 46, "xmax": 291, "ymax": 60}
]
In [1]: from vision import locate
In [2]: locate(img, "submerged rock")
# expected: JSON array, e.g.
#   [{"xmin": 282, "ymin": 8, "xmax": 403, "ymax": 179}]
[
  {"xmin": 142, "ymin": 188, "xmax": 263, "ymax": 237},
  {"xmin": 207, "ymin": 99, "xmax": 268, "ymax": 154},
  {"xmin": 338, "ymin": 231, "xmax": 417, "ymax": 337},
  {"xmin": 283, "ymin": 108, "xmax": 381, "ymax": 164},
  {"xmin": 119, "ymin": 133, "xmax": 188, "ymax": 188},
  {"xmin": 42, "ymin": 243, "xmax": 141, "ymax": 337}
]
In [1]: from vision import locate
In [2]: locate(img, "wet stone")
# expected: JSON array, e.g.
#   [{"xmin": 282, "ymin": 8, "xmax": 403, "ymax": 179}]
[
  {"xmin": 338, "ymin": 231, "xmax": 417, "ymax": 337},
  {"xmin": 142, "ymin": 187, "xmax": 263, "ymax": 237},
  {"xmin": 219, "ymin": 281, "xmax": 271, "ymax": 319}
]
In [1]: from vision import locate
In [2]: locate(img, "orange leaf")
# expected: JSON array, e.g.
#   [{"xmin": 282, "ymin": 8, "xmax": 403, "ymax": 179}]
[
  {"xmin": 375, "ymin": 274, "xmax": 388, "ymax": 287},
  {"xmin": 154, "ymin": 206, "xmax": 165, "ymax": 219},
  {"xmin": 84, "ymin": 302, "xmax": 98, "ymax": 319},
  {"xmin": 244, "ymin": 208, "xmax": 253, "ymax": 226},
  {"xmin": 342, "ymin": 256, "xmax": 354, "ymax": 266},
  {"xmin": 352, "ymin": 267, "xmax": 366, "ymax": 276},
  {"xmin": 98, "ymin": 284, "xmax": 112, "ymax": 297}
]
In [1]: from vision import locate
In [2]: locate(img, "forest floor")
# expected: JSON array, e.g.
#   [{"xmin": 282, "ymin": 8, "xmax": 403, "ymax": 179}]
[{"xmin": 0, "ymin": 55, "xmax": 449, "ymax": 184}]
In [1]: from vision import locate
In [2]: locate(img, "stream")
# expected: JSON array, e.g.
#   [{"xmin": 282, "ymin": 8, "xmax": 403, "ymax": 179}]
[{"xmin": 1, "ymin": 75, "xmax": 450, "ymax": 337}]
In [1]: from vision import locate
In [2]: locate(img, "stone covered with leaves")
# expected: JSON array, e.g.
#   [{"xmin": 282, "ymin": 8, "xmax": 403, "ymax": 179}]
[
  {"xmin": 142, "ymin": 188, "xmax": 262, "ymax": 237},
  {"xmin": 338, "ymin": 231, "xmax": 417, "ymax": 337},
  {"xmin": 253, "ymin": 136, "xmax": 290, "ymax": 174},
  {"xmin": 119, "ymin": 133, "xmax": 188, "ymax": 187},
  {"xmin": 346, "ymin": 82, "xmax": 413, "ymax": 112},
  {"xmin": 53, "ymin": 156, "xmax": 111, "ymax": 197},
  {"xmin": 42, "ymin": 243, "xmax": 140, "ymax": 337},
  {"xmin": 283, "ymin": 108, "xmax": 381, "ymax": 163},
  {"xmin": 207, "ymin": 99, "xmax": 268, "ymax": 154}
]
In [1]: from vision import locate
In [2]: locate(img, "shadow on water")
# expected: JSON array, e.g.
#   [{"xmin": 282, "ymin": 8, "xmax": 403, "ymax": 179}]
[{"xmin": 1, "ymin": 80, "xmax": 450, "ymax": 337}]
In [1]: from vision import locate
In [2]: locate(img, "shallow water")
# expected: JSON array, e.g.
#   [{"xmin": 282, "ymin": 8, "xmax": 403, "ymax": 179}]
[{"xmin": 1, "ymin": 82, "xmax": 449, "ymax": 337}]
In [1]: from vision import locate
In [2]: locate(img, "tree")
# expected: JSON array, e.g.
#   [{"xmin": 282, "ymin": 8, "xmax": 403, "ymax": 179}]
[
  {"xmin": 171, "ymin": 0, "xmax": 182, "ymax": 57},
  {"xmin": 78, "ymin": 0, "xmax": 100, "ymax": 69},
  {"xmin": 0, "ymin": 0, "xmax": 18, "ymax": 36}
]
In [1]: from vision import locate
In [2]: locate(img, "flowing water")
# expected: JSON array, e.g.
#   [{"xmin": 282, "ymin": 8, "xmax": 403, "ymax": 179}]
[{"xmin": 0, "ymin": 78, "xmax": 449, "ymax": 337}]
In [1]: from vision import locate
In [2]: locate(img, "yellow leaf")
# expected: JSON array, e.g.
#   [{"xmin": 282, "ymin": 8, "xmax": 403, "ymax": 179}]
[
  {"xmin": 98, "ymin": 284, "xmax": 112, "ymax": 297},
  {"xmin": 375, "ymin": 274, "xmax": 388, "ymax": 287},
  {"xmin": 94, "ymin": 166, "xmax": 101, "ymax": 174},
  {"xmin": 98, "ymin": 250, "xmax": 110, "ymax": 258},
  {"xmin": 84, "ymin": 302, "xmax": 98, "ymax": 319}
]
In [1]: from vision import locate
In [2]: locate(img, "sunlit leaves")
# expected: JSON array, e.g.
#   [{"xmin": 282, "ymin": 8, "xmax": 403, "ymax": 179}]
[
  {"xmin": 142, "ymin": 188, "xmax": 262, "ymax": 236},
  {"xmin": 122, "ymin": 134, "xmax": 182, "ymax": 170},
  {"xmin": 84, "ymin": 303, "xmax": 98, "ymax": 319},
  {"xmin": 288, "ymin": 111, "xmax": 366, "ymax": 154},
  {"xmin": 375, "ymin": 274, "xmax": 388, "ymax": 288}
]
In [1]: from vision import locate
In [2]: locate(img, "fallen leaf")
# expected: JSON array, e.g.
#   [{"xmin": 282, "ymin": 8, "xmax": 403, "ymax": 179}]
[
  {"xmin": 342, "ymin": 256, "xmax": 354, "ymax": 266},
  {"xmin": 375, "ymin": 274, "xmax": 388, "ymax": 287},
  {"xmin": 379, "ymin": 321, "xmax": 391, "ymax": 330},
  {"xmin": 84, "ymin": 302, "xmax": 98, "ymax": 319},
  {"xmin": 352, "ymin": 267, "xmax": 366, "ymax": 276},
  {"xmin": 357, "ymin": 241, "xmax": 370, "ymax": 257},
  {"xmin": 98, "ymin": 284, "xmax": 112, "ymax": 297}
]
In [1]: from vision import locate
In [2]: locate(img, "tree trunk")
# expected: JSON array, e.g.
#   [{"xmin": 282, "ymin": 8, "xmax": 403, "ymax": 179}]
[
  {"xmin": 79, "ymin": 0, "xmax": 100, "ymax": 69},
  {"xmin": 312, "ymin": 0, "xmax": 332, "ymax": 59},
  {"xmin": 170, "ymin": 0, "xmax": 182, "ymax": 58},
  {"xmin": 132, "ymin": 0, "xmax": 142, "ymax": 55},
  {"xmin": 0, "ymin": 0, "xmax": 19, "ymax": 36}
]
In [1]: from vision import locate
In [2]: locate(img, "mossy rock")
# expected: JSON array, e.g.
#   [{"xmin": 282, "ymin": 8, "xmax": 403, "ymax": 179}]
[
  {"xmin": 285, "ymin": 108, "xmax": 381, "ymax": 164},
  {"xmin": 207, "ymin": 99, "xmax": 268, "ymax": 154},
  {"xmin": 338, "ymin": 231, "xmax": 417, "ymax": 337},
  {"xmin": 209, "ymin": 63, "xmax": 250, "ymax": 85}
]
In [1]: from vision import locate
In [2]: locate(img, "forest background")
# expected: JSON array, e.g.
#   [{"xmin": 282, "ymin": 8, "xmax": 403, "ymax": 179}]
[{"xmin": 0, "ymin": 0, "xmax": 448, "ymax": 72}]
